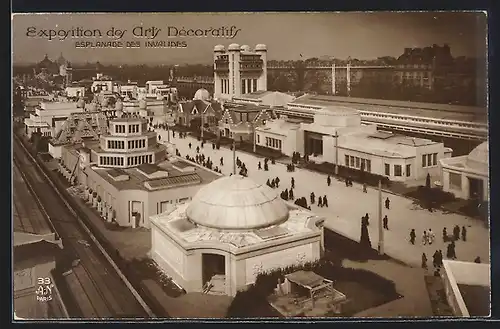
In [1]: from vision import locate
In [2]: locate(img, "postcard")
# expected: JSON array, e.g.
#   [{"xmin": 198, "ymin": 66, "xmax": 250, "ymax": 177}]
[{"xmin": 12, "ymin": 12, "xmax": 489, "ymax": 320}]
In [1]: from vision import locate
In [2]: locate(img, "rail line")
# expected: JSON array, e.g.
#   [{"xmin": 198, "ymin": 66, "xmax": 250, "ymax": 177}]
[{"xmin": 13, "ymin": 136, "xmax": 151, "ymax": 319}]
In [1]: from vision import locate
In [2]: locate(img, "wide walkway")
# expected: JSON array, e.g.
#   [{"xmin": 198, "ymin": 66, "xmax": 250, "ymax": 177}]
[{"xmin": 158, "ymin": 129, "xmax": 490, "ymax": 268}]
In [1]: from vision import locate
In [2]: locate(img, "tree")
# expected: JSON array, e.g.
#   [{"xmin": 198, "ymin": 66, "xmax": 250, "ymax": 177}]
[
  {"xmin": 360, "ymin": 221, "xmax": 372, "ymax": 249},
  {"xmin": 426, "ymin": 173, "xmax": 431, "ymax": 189}
]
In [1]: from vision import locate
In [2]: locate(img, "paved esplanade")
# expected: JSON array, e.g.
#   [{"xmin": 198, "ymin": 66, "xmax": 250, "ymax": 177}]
[{"xmin": 158, "ymin": 130, "xmax": 490, "ymax": 268}]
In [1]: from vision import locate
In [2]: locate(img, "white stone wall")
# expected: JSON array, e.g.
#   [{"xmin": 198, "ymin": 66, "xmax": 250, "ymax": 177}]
[
  {"xmin": 152, "ymin": 228, "xmax": 185, "ymax": 279},
  {"xmin": 244, "ymin": 242, "xmax": 318, "ymax": 285}
]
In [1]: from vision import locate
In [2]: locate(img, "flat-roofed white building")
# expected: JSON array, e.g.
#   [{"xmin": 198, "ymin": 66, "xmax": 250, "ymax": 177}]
[
  {"xmin": 258, "ymin": 106, "xmax": 452, "ymax": 182},
  {"xmin": 440, "ymin": 142, "xmax": 489, "ymax": 201},
  {"xmin": 65, "ymin": 86, "xmax": 86, "ymax": 99},
  {"xmin": 150, "ymin": 175, "xmax": 324, "ymax": 296},
  {"xmin": 24, "ymin": 101, "xmax": 86, "ymax": 138},
  {"xmin": 441, "ymin": 260, "xmax": 490, "ymax": 317}
]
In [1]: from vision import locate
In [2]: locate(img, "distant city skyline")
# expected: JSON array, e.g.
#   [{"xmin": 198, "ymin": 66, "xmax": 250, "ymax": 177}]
[{"xmin": 12, "ymin": 12, "xmax": 487, "ymax": 65}]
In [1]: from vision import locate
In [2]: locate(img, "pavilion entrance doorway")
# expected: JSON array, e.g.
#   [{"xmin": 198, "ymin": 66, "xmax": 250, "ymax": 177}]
[
  {"xmin": 202, "ymin": 253, "xmax": 226, "ymax": 295},
  {"xmin": 468, "ymin": 177, "xmax": 484, "ymax": 202}
]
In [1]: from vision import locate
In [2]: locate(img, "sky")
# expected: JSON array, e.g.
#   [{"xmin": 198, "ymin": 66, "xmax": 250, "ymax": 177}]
[{"xmin": 12, "ymin": 12, "xmax": 487, "ymax": 65}]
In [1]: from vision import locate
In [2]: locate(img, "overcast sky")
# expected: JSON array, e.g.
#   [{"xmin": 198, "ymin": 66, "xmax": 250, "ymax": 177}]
[{"xmin": 12, "ymin": 12, "xmax": 487, "ymax": 65}]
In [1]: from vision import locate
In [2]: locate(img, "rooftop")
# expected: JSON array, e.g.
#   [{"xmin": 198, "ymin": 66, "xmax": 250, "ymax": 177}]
[
  {"xmin": 13, "ymin": 165, "xmax": 53, "ymax": 236},
  {"xmin": 14, "ymin": 240, "xmax": 61, "ymax": 272},
  {"xmin": 441, "ymin": 141, "xmax": 489, "ymax": 175},
  {"xmin": 151, "ymin": 202, "xmax": 321, "ymax": 250},
  {"xmin": 458, "ymin": 284, "xmax": 490, "ymax": 317},
  {"xmin": 289, "ymin": 94, "xmax": 487, "ymax": 122}
]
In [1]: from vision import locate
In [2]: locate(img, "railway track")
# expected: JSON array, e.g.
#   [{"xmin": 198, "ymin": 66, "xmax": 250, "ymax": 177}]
[{"xmin": 13, "ymin": 137, "xmax": 150, "ymax": 319}]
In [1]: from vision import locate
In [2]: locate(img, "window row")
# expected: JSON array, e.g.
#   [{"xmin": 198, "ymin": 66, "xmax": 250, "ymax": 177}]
[
  {"xmin": 108, "ymin": 140, "xmax": 125, "ymax": 149},
  {"xmin": 115, "ymin": 124, "xmax": 126, "ymax": 133},
  {"xmin": 128, "ymin": 139, "xmax": 146, "ymax": 149},
  {"xmin": 422, "ymin": 153, "xmax": 438, "ymax": 168},
  {"xmin": 385, "ymin": 163, "xmax": 411, "ymax": 177},
  {"xmin": 127, "ymin": 154, "xmax": 153, "ymax": 166},
  {"xmin": 241, "ymin": 78, "xmax": 258, "ymax": 95},
  {"xmin": 129, "ymin": 124, "xmax": 140, "ymax": 133},
  {"xmin": 265, "ymin": 137, "xmax": 282, "ymax": 150},
  {"xmin": 345, "ymin": 155, "xmax": 371, "ymax": 173},
  {"xmin": 100, "ymin": 156, "xmax": 124, "ymax": 166},
  {"xmin": 221, "ymin": 79, "xmax": 229, "ymax": 94}
]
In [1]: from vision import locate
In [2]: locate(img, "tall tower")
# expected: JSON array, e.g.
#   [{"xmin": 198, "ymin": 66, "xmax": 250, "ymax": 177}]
[
  {"xmin": 227, "ymin": 43, "xmax": 241, "ymax": 100},
  {"xmin": 213, "ymin": 44, "xmax": 226, "ymax": 100},
  {"xmin": 254, "ymin": 44, "xmax": 267, "ymax": 92}
]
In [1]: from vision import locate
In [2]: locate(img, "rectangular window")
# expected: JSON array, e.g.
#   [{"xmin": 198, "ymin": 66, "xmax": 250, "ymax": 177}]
[
  {"xmin": 148, "ymin": 154, "xmax": 152, "ymax": 163},
  {"xmin": 366, "ymin": 159, "xmax": 371, "ymax": 173},
  {"xmin": 361, "ymin": 158, "xmax": 366, "ymax": 170},
  {"xmin": 127, "ymin": 157, "xmax": 131, "ymax": 166},
  {"xmin": 100, "ymin": 157, "xmax": 103, "ymax": 165},
  {"xmin": 242, "ymin": 79, "xmax": 246, "ymax": 94},
  {"xmin": 253, "ymin": 79, "xmax": 257, "ymax": 92},
  {"xmin": 427, "ymin": 154, "xmax": 432, "ymax": 167},
  {"xmin": 350, "ymin": 156, "xmax": 355, "ymax": 167},
  {"xmin": 355, "ymin": 157, "xmax": 360, "ymax": 168},
  {"xmin": 394, "ymin": 164, "xmax": 402, "ymax": 177},
  {"xmin": 422, "ymin": 154, "xmax": 426, "ymax": 167},
  {"xmin": 345, "ymin": 155, "xmax": 350, "ymax": 167},
  {"xmin": 406, "ymin": 164, "xmax": 411, "ymax": 177},
  {"xmin": 449, "ymin": 172, "xmax": 462, "ymax": 190},
  {"xmin": 385, "ymin": 163, "xmax": 390, "ymax": 176},
  {"xmin": 432, "ymin": 153, "xmax": 437, "ymax": 166}
]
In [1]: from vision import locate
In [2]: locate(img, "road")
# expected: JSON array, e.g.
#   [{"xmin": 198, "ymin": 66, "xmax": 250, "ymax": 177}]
[
  {"xmin": 159, "ymin": 129, "xmax": 490, "ymax": 268},
  {"xmin": 13, "ymin": 136, "xmax": 149, "ymax": 319}
]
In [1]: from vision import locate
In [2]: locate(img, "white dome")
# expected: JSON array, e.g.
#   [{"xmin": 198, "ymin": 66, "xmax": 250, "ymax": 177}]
[
  {"xmin": 466, "ymin": 142, "xmax": 489, "ymax": 171},
  {"xmin": 240, "ymin": 45, "xmax": 251, "ymax": 52},
  {"xmin": 214, "ymin": 44, "xmax": 225, "ymax": 52},
  {"xmin": 115, "ymin": 99, "xmax": 123, "ymax": 111},
  {"xmin": 76, "ymin": 98, "xmax": 85, "ymax": 108},
  {"xmin": 186, "ymin": 175, "xmax": 290, "ymax": 230},
  {"xmin": 255, "ymin": 44, "xmax": 267, "ymax": 51},
  {"xmin": 228, "ymin": 43, "xmax": 240, "ymax": 51},
  {"xmin": 193, "ymin": 88, "xmax": 210, "ymax": 101},
  {"xmin": 139, "ymin": 99, "xmax": 147, "ymax": 109}
]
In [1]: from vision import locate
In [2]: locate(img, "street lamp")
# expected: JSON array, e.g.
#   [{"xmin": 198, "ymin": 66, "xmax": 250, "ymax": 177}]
[{"xmin": 378, "ymin": 179, "xmax": 384, "ymax": 255}]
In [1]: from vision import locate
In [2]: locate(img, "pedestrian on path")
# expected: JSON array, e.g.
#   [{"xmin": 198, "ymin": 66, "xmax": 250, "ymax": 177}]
[
  {"xmin": 474, "ymin": 256, "xmax": 481, "ymax": 263},
  {"xmin": 323, "ymin": 195, "xmax": 328, "ymax": 207},
  {"xmin": 437, "ymin": 250, "xmax": 443, "ymax": 267},
  {"xmin": 453, "ymin": 225, "xmax": 460, "ymax": 241},
  {"xmin": 385, "ymin": 197, "xmax": 390, "ymax": 210},
  {"xmin": 258, "ymin": 162, "xmax": 261, "ymax": 170},
  {"xmin": 364, "ymin": 213, "xmax": 370, "ymax": 226},
  {"xmin": 264, "ymin": 162, "xmax": 269, "ymax": 171},
  {"xmin": 220, "ymin": 157, "xmax": 224, "ymax": 166},
  {"xmin": 275, "ymin": 177, "xmax": 280, "ymax": 187},
  {"xmin": 345, "ymin": 178, "xmax": 349, "ymax": 187},
  {"xmin": 196, "ymin": 146, "xmax": 200, "ymax": 153},
  {"xmin": 383, "ymin": 215, "xmax": 389, "ymax": 230},
  {"xmin": 409, "ymin": 229, "xmax": 416, "ymax": 245},
  {"xmin": 422, "ymin": 253, "xmax": 428, "ymax": 269},
  {"xmin": 363, "ymin": 183, "xmax": 367, "ymax": 193},
  {"xmin": 428, "ymin": 228, "xmax": 435, "ymax": 245},
  {"xmin": 442, "ymin": 227, "xmax": 448, "ymax": 242},
  {"xmin": 189, "ymin": 142, "xmax": 192, "ymax": 149},
  {"xmin": 271, "ymin": 179, "xmax": 276, "ymax": 188},
  {"xmin": 422, "ymin": 230, "xmax": 428, "ymax": 245},
  {"xmin": 327, "ymin": 175, "xmax": 331, "ymax": 186},
  {"xmin": 310, "ymin": 192, "xmax": 315, "ymax": 205},
  {"xmin": 461, "ymin": 226, "xmax": 467, "ymax": 242},
  {"xmin": 318, "ymin": 196, "xmax": 323, "ymax": 207},
  {"xmin": 288, "ymin": 189, "xmax": 294, "ymax": 200},
  {"xmin": 446, "ymin": 241, "xmax": 457, "ymax": 259},
  {"xmin": 291, "ymin": 177, "xmax": 295, "ymax": 189},
  {"xmin": 432, "ymin": 250, "xmax": 439, "ymax": 268},
  {"xmin": 266, "ymin": 179, "xmax": 271, "ymax": 187}
]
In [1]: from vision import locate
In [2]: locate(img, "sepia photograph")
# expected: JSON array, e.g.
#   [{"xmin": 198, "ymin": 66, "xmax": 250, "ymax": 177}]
[{"xmin": 11, "ymin": 12, "xmax": 490, "ymax": 320}]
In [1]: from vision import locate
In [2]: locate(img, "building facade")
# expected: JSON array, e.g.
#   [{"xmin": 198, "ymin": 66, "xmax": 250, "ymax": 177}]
[
  {"xmin": 218, "ymin": 105, "xmax": 271, "ymax": 142},
  {"xmin": 214, "ymin": 44, "xmax": 267, "ymax": 101},
  {"xmin": 24, "ymin": 101, "xmax": 86, "ymax": 138},
  {"xmin": 150, "ymin": 175, "xmax": 324, "ymax": 296},
  {"xmin": 440, "ymin": 142, "xmax": 489, "ymax": 201}
]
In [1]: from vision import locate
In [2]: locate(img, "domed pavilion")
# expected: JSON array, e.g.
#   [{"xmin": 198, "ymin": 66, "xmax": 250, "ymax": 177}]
[
  {"xmin": 440, "ymin": 141, "xmax": 489, "ymax": 201},
  {"xmin": 149, "ymin": 175, "xmax": 324, "ymax": 296}
]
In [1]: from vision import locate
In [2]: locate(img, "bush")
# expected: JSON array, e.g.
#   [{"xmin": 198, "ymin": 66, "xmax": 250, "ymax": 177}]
[{"xmin": 408, "ymin": 186, "xmax": 455, "ymax": 206}]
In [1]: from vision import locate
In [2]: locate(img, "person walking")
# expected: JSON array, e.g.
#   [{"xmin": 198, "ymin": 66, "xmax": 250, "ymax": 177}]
[
  {"xmin": 220, "ymin": 157, "xmax": 224, "ymax": 166},
  {"xmin": 327, "ymin": 175, "xmax": 331, "ymax": 186},
  {"xmin": 318, "ymin": 196, "xmax": 323, "ymax": 207},
  {"xmin": 474, "ymin": 256, "xmax": 481, "ymax": 263},
  {"xmin": 275, "ymin": 177, "xmax": 280, "ymax": 187},
  {"xmin": 288, "ymin": 189, "xmax": 294, "ymax": 200},
  {"xmin": 323, "ymin": 195, "xmax": 328, "ymax": 207},
  {"xmin": 363, "ymin": 183, "xmax": 367, "ymax": 193},
  {"xmin": 291, "ymin": 177, "xmax": 295, "ymax": 189},
  {"xmin": 383, "ymin": 215, "xmax": 389, "ymax": 230},
  {"xmin": 310, "ymin": 192, "xmax": 316, "ymax": 205},
  {"xmin": 428, "ymin": 228, "xmax": 435, "ymax": 245},
  {"xmin": 196, "ymin": 146, "xmax": 200, "ymax": 154},
  {"xmin": 422, "ymin": 230, "xmax": 428, "ymax": 245},
  {"xmin": 453, "ymin": 225, "xmax": 460, "ymax": 241},
  {"xmin": 364, "ymin": 213, "xmax": 370, "ymax": 226},
  {"xmin": 385, "ymin": 197, "xmax": 390, "ymax": 210},
  {"xmin": 442, "ymin": 227, "xmax": 448, "ymax": 243},
  {"xmin": 422, "ymin": 253, "xmax": 428, "ymax": 269},
  {"xmin": 461, "ymin": 226, "xmax": 467, "ymax": 242},
  {"xmin": 432, "ymin": 250, "xmax": 439, "ymax": 268},
  {"xmin": 189, "ymin": 142, "xmax": 192, "ymax": 149},
  {"xmin": 266, "ymin": 179, "xmax": 271, "ymax": 187},
  {"xmin": 409, "ymin": 229, "xmax": 416, "ymax": 245},
  {"xmin": 258, "ymin": 162, "xmax": 262, "ymax": 170}
]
